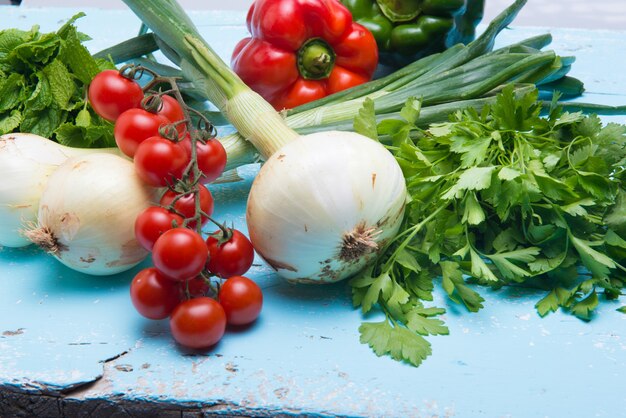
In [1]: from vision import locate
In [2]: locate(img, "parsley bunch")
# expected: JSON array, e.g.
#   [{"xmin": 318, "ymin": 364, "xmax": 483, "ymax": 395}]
[
  {"xmin": 352, "ymin": 85, "xmax": 626, "ymax": 366},
  {"xmin": 0, "ymin": 14, "xmax": 115, "ymax": 147}
]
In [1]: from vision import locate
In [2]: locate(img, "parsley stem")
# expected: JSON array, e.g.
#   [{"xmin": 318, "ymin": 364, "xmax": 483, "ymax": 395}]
[{"xmin": 382, "ymin": 205, "xmax": 448, "ymax": 273}]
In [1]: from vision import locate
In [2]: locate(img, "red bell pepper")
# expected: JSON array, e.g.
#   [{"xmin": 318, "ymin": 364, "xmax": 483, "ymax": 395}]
[{"xmin": 231, "ymin": 0, "xmax": 378, "ymax": 110}]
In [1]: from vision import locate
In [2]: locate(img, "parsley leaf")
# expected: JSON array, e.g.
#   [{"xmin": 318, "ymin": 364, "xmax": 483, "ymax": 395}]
[{"xmin": 359, "ymin": 320, "xmax": 432, "ymax": 367}]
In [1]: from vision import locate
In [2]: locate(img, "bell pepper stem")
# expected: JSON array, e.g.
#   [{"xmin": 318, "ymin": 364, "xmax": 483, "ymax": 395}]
[{"xmin": 297, "ymin": 38, "xmax": 336, "ymax": 80}]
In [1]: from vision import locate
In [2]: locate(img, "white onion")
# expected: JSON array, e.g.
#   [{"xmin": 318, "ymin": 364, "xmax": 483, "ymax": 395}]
[
  {"xmin": 25, "ymin": 153, "xmax": 158, "ymax": 275},
  {"xmin": 246, "ymin": 131, "xmax": 407, "ymax": 284},
  {"xmin": 0, "ymin": 133, "xmax": 120, "ymax": 247}
]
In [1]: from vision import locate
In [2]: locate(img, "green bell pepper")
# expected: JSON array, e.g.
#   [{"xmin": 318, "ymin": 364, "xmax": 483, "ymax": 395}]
[{"xmin": 341, "ymin": 0, "xmax": 485, "ymax": 67}]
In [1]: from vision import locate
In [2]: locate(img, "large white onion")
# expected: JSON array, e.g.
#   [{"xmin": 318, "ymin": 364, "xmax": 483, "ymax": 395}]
[
  {"xmin": 246, "ymin": 131, "xmax": 407, "ymax": 284},
  {"xmin": 0, "ymin": 133, "xmax": 119, "ymax": 247},
  {"xmin": 25, "ymin": 153, "xmax": 158, "ymax": 275}
]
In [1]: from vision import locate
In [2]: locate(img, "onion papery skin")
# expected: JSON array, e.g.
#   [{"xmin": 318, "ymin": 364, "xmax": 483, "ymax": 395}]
[
  {"xmin": 0, "ymin": 133, "xmax": 120, "ymax": 248},
  {"xmin": 29, "ymin": 153, "xmax": 158, "ymax": 276},
  {"xmin": 246, "ymin": 131, "xmax": 407, "ymax": 283}
]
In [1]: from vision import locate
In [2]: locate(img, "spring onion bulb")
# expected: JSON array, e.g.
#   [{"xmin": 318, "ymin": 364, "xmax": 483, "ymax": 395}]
[
  {"xmin": 25, "ymin": 153, "xmax": 158, "ymax": 275},
  {"xmin": 0, "ymin": 133, "xmax": 120, "ymax": 248},
  {"xmin": 247, "ymin": 131, "xmax": 406, "ymax": 282}
]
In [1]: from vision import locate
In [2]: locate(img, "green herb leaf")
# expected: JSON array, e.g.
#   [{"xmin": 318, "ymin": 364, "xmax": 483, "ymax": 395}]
[
  {"xmin": 399, "ymin": 97, "xmax": 421, "ymax": 125},
  {"xmin": 359, "ymin": 321, "xmax": 432, "ymax": 367},
  {"xmin": 42, "ymin": 59, "xmax": 76, "ymax": 110},
  {"xmin": 570, "ymin": 290, "xmax": 598, "ymax": 321},
  {"xmin": 360, "ymin": 272, "xmax": 393, "ymax": 314},
  {"xmin": 406, "ymin": 310, "xmax": 449, "ymax": 336},
  {"xmin": 441, "ymin": 261, "xmax": 485, "ymax": 311},
  {"xmin": 353, "ymin": 98, "xmax": 378, "ymax": 140},
  {"xmin": 0, "ymin": 109, "xmax": 22, "ymax": 134}
]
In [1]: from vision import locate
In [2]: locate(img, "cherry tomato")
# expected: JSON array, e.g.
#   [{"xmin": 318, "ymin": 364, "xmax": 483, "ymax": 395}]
[
  {"xmin": 159, "ymin": 184, "xmax": 214, "ymax": 229},
  {"xmin": 152, "ymin": 228, "xmax": 208, "ymax": 281},
  {"xmin": 206, "ymin": 229, "xmax": 255, "ymax": 278},
  {"xmin": 134, "ymin": 206, "xmax": 184, "ymax": 251},
  {"xmin": 169, "ymin": 297, "xmax": 226, "ymax": 349},
  {"xmin": 114, "ymin": 108, "xmax": 171, "ymax": 158},
  {"xmin": 218, "ymin": 276, "xmax": 263, "ymax": 325},
  {"xmin": 133, "ymin": 136, "xmax": 189, "ymax": 187},
  {"xmin": 183, "ymin": 276, "xmax": 212, "ymax": 298},
  {"xmin": 181, "ymin": 136, "xmax": 227, "ymax": 183},
  {"xmin": 130, "ymin": 267, "xmax": 181, "ymax": 320},
  {"xmin": 157, "ymin": 94, "xmax": 186, "ymax": 134},
  {"xmin": 88, "ymin": 70, "xmax": 144, "ymax": 122}
]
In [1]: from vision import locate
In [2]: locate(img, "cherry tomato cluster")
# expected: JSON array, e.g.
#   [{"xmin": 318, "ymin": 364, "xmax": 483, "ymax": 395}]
[{"xmin": 88, "ymin": 67, "xmax": 263, "ymax": 349}]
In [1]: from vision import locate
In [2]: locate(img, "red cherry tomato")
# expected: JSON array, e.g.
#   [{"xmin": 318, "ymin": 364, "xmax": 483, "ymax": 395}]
[
  {"xmin": 218, "ymin": 276, "xmax": 263, "ymax": 325},
  {"xmin": 114, "ymin": 108, "xmax": 171, "ymax": 158},
  {"xmin": 152, "ymin": 228, "xmax": 208, "ymax": 281},
  {"xmin": 206, "ymin": 229, "xmax": 255, "ymax": 278},
  {"xmin": 169, "ymin": 297, "xmax": 226, "ymax": 349},
  {"xmin": 130, "ymin": 267, "xmax": 181, "ymax": 320},
  {"xmin": 159, "ymin": 184, "xmax": 214, "ymax": 229},
  {"xmin": 181, "ymin": 136, "xmax": 227, "ymax": 183},
  {"xmin": 134, "ymin": 206, "xmax": 184, "ymax": 251},
  {"xmin": 157, "ymin": 94, "xmax": 186, "ymax": 135},
  {"xmin": 183, "ymin": 276, "xmax": 212, "ymax": 298},
  {"xmin": 133, "ymin": 136, "xmax": 189, "ymax": 187},
  {"xmin": 88, "ymin": 69, "xmax": 144, "ymax": 122}
]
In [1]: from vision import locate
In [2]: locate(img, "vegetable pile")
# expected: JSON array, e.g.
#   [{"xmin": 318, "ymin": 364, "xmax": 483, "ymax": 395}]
[
  {"xmin": 118, "ymin": 0, "xmax": 626, "ymax": 364},
  {"xmin": 1, "ymin": 0, "xmax": 624, "ymax": 364},
  {"xmin": 0, "ymin": 14, "xmax": 116, "ymax": 147}
]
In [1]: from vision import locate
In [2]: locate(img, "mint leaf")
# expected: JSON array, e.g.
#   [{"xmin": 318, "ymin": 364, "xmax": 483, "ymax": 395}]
[
  {"xmin": 359, "ymin": 321, "xmax": 432, "ymax": 367},
  {"xmin": 0, "ymin": 109, "xmax": 22, "ymax": 134},
  {"xmin": 42, "ymin": 59, "xmax": 75, "ymax": 110},
  {"xmin": 13, "ymin": 32, "xmax": 60, "ymax": 67},
  {"xmin": 58, "ymin": 24, "xmax": 101, "ymax": 84},
  {"xmin": 0, "ymin": 73, "xmax": 28, "ymax": 112},
  {"xmin": 21, "ymin": 105, "xmax": 64, "ymax": 138},
  {"xmin": 0, "ymin": 27, "xmax": 38, "ymax": 60},
  {"xmin": 25, "ymin": 72, "xmax": 53, "ymax": 111}
]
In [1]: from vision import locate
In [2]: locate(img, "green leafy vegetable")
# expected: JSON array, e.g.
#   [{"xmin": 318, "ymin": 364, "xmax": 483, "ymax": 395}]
[
  {"xmin": 0, "ymin": 14, "xmax": 116, "ymax": 146},
  {"xmin": 351, "ymin": 85, "xmax": 626, "ymax": 366}
]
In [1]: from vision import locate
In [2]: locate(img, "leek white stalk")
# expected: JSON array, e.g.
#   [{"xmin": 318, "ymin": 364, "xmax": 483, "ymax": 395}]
[
  {"xmin": 124, "ymin": 0, "xmax": 408, "ymax": 283},
  {"xmin": 25, "ymin": 153, "xmax": 158, "ymax": 275},
  {"xmin": 0, "ymin": 133, "xmax": 120, "ymax": 248}
]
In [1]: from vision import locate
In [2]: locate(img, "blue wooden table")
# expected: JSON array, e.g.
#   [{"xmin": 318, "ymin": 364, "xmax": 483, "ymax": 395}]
[{"xmin": 1, "ymin": 6, "xmax": 625, "ymax": 418}]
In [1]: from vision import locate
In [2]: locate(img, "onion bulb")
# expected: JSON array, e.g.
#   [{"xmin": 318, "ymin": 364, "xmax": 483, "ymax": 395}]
[
  {"xmin": 246, "ymin": 131, "xmax": 407, "ymax": 284},
  {"xmin": 0, "ymin": 133, "xmax": 120, "ymax": 248},
  {"xmin": 25, "ymin": 153, "xmax": 157, "ymax": 275}
]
